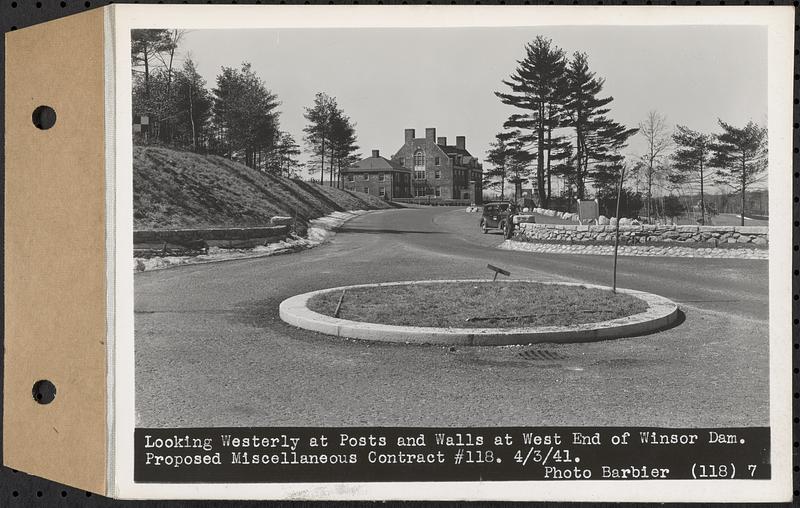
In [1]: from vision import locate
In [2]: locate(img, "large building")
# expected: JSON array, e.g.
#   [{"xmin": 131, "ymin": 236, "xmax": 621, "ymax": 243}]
[
  {"xmin": 392, "ymin": 127, "xmax": 483, "ymax": 204},
  {"xmin": 342, "ymin": 127, "xmax": 484, "ymax": 204},
  {"xmin": 342, "ymin": 149, "xmax": 411, "ymax": 199}
]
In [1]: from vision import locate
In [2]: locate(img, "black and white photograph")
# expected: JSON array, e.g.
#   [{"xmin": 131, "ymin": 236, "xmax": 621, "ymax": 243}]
[{"xmin": 119, "ymin": 5, "xmax": 792, "ymax": 501}]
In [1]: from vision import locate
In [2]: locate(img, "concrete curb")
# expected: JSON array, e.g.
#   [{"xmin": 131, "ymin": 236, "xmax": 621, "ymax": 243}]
[{"xmin": 279, "ymin": 279, "xmax": 680, "ymax": 346}]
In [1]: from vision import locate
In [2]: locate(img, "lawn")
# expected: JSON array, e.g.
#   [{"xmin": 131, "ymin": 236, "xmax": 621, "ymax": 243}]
[{"xmin": 307, "ymin": 281, "xmax": 648, "ymax": 328}]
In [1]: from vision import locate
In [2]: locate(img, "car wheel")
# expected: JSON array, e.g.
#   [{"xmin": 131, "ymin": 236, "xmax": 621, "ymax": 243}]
[
  {"xmin": 500, "ymin": 222, "xmax": 506, "ymax": 234},
  {"xmin": 481, "ymin": 220, "xmax": 488, "ymax": 234}
]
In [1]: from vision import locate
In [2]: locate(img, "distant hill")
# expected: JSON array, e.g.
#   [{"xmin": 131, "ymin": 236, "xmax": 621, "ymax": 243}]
[{"xmin": 133, "ymin": 146, "xmax": 394, "ymax": 230}]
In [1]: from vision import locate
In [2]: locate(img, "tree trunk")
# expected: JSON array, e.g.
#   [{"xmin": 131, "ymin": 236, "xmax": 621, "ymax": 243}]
[
  {"xmin": 699, "ymin": 161, "xmax": 705, "ymax": 225},
  {"xmin": 536, "ymin": 104, "xmax": 546, "ymax": 207},
  {"xmin": 740, "ymin": 154, "xmax": 746, "ymax": 226},
  {"xmin": 545, "ymin": 125, "xmax": 552, "ymax": 209},
  {"xmin": 188, "ymin": 84, "xmax": 196, "ymax": 151},
  {"xmin": 143, "ymin": 43, "xmax": 150, "ymax": 96},
  {"xmin": 646, "ymin": 171, "xmax": 652, "ymax": 224},
  {"xmin": 320, "ymin": 137, "xmax": 325, "ymax": 185}
]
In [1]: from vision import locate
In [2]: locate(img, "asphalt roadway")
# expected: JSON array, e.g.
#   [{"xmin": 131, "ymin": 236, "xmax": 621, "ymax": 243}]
[{"xmin": 135, "ymin": 206, "xmax": 769, "ymax": 427}]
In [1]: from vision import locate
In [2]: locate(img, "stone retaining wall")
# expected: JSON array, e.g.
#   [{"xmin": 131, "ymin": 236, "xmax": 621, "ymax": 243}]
[
  {"xmin": 134, "ymin": 225, "xmax": 290, "ymax": 244},
  {"xmin": 516, "ymin": 223, "xmax": 768, "ymax": 247}
]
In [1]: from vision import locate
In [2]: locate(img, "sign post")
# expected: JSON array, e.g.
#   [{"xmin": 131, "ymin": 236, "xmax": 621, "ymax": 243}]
[
  {"xmin": 612, "ymin": 165, "xmax": 627, "ymax": 293},
  {"xmin": 487, "ymin": 264, "xmax": 510, "ymax": 282}
]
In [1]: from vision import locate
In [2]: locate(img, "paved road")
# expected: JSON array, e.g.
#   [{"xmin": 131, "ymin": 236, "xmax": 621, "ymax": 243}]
[{"xmin": 136, "ymin": 207, "xmax": 769, "ymax": 427}]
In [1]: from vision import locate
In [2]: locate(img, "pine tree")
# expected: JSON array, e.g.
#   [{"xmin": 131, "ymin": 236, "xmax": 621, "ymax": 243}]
[
  {"xmin": 329, "ymin": 111, "xmax": 360, "ymax": 189},
  {"xmin": 496, "ymin": 36, "xmax": 568, "ymax": 207},
  {"xmin": 272, "ymin": 132, "xmax": 301, "ymax": 177},
  {"xmin": 303, "ymin": 93, "xmax": 338, "ymax": 185},
  {"xmin": 710, "ymin": 120, "xmax": 768, "ymax": 226},
  {"xmin": 501, "ymin": 130, "xmax": 536, "ymax": 202},
  {"xmin": 485, "ymin": 131, "xmax": 512, "ymax": 200},
  {"xmin": 172, "ymin": 58, "xmax": 213, "ymax": 151},
  {"xmin": 562, "ymin": 52, "xmax": 637, "ymax": 199},
  {"xmin": 131, "ymin": 29, "xmax": 174, "ymax": 97},
  {"xmin": 212, "ymin": 63, "xmax": 280, "ymax": 168},
  {"xmin": 672, "ymin": 125, "xmax": 712, "ymax": 224}
]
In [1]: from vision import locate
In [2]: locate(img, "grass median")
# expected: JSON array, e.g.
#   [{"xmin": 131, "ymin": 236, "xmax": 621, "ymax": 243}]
[{"xmin": 307, "ymin": 281, "xmax": 648, "ymax": 329}]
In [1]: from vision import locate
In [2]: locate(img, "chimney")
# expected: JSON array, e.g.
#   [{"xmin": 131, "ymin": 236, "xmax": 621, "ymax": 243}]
[
  {"xmin": 372, "ymin": 149, "xmax": 380, "ymax": 158},
  {"xmin": 437, "ymin": 136, "xmax": 447, "ymax": 146},
  {"xmin": 404, "ymin": 128, "xmax": 415, "ymax": 143},
  {"xmin": 425, "ymin": 127, "xmax": 436, "ymax": 142},
  {"xmin": 456, "ymin": 136, "xmax": 466, "ymax": 150}
]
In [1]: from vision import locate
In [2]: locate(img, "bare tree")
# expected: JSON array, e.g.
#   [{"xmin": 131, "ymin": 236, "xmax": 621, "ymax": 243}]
[{"xmin": 638, "ymin": 110, "xmax": 672, "ymax": 222}]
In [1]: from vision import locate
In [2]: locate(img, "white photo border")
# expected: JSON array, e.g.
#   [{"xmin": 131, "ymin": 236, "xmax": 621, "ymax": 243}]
[{"xmin": 111, "ymin": 4, "xmax": 794, "ymax": 501}]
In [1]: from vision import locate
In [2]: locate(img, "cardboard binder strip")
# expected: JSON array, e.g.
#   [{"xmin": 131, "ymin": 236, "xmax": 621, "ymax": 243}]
[{"xmin": 4, "ymin": 9, "xmax": 108, "ymax": 494}]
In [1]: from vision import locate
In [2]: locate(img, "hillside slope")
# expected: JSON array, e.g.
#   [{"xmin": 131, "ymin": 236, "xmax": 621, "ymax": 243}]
[{"xmin": 134, "ymin": 146, "xmax": 394, "ymax": 229}]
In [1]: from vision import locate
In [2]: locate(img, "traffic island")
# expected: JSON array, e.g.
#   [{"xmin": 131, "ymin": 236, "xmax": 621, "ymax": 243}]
[{"xmin": 279, "ymin": 280, "xmax": 680, "ymax": 346}]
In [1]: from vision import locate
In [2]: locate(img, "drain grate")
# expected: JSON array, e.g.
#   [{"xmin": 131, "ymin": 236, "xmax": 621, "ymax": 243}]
[{"xmin": 518, "ymin": 349, "xmax": 568, "ymax": 361}]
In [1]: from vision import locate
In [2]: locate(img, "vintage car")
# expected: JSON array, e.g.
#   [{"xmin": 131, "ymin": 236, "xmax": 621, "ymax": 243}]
[{"xmin": 480, "ymin": 201, "xmax": 518, "ymax": 234}]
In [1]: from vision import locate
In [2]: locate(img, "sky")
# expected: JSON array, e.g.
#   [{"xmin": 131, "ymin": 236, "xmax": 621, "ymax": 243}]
[{"xmin": 174, "ymin": 25, "xmax": 767, "ymax": 180}]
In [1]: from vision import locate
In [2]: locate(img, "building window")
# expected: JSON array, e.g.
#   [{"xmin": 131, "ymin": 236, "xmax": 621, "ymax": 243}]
[
  {"xmin": 363, "ymin": 187, "xmax": 369, "ymax": 194},
  {"xmin": 379, "ymin": 187, "xmax": 386, "ymax": 197},
  {"xmin": 363, "ymin": 174, "xmax": 369, "ymax": 180},
  {"xmin": 435, "ymin": 186, "xmax": 441, "ymax": 197},
  {"xmin": 434, "ymin": 170, "xmax": 441, "ymax": 179},
  {"xmin": 378, "ymin": 173, "xmax": 385, "ymax": 181},
  {"xmin": 413, "ymin": 150, "xmax": 425, "ymax": 168},
  {"xmin": 415, "ymin": 170, "xmax": 426, "ymax": 180},
  {"xmin": 399, "ymin": 157, "xmax": 404, "ymax": 166},
  {"xmin": 347, "ymin": 174, "xmax": 354, "ymax": 182},
  {"xmin": 435, "ymin": 156, "xmax": 440, "ymax": 166}
]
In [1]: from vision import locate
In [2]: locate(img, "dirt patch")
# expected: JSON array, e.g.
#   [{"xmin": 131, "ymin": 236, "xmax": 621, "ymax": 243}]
[{"xmin": 307, "ymin": 281, "xmax": 648, "ymax": 328}]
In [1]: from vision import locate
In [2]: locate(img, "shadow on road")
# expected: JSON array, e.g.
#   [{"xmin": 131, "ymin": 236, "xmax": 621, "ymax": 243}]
[
  {"xmin": 336, "ymin": 227, "xmax": 442, "ymax": 235},
  {"xmin": 630, "ymin": 308, "xmax": 686, "ymax": 339}
]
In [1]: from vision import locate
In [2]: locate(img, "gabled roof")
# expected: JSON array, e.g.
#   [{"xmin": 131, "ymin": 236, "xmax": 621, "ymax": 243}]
[
  {"xmin": 345, "ymin": 155, "xmax": 410, "ymax": 173},
  {"xmin": 437, "ymin": 144, "xmax": 472, "ymax": 157}
]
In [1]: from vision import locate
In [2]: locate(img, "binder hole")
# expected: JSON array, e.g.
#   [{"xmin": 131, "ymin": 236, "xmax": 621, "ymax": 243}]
[
  {"xmin": 32, "ymin": 106, "xmax": 57, "ymax": 130},
  {"xmin": 32, "ymin": 379, "xmax": 56, "ymax": 404}
]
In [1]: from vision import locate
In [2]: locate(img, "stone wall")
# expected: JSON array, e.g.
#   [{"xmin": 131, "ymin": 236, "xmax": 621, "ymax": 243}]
[
  {"xmin": 515, "ymin": 223, "xmax": 768, "ymax": 248},
  {"xmin": 134, "ymin": 225, "xmax": 290, "ymax": 244}
]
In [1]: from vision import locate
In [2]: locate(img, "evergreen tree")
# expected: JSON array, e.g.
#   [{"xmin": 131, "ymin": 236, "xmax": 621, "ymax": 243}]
[
  {"xmin": 272, "ymin": 132, "xmax": 301, "ymax": 177},
  {"xmin": 502, "ymin": 130, "xmax": 536, "ymax": 202},
  {"xmin": 212, "ymin": 63, "xmax": 280, "ymax": 168},
  {"xmin": 303, "ymin": 92, "xmax": 338, "ymax": 185},
  {"xmin": 171, "ymin": 58, "xmax": 213, "ymax": 151},
  {"xmin": 131, "ymin": 29, "xmax": 174, "ymax": 97},
  {"xmin": 485, "ymin": 131, "xmax": 517, "ymax": 200},
  {"xmin": 496, "ymin": 36, "xmax": 568, "ymax": 207},
  {"xmin": 329, "ymin": 111, "xmax": 360, "ymax": 189},
  {"xmin": 710, "ymin": 120, "xmax": 768, "ymax": 226},
  {"xmin": 562, "ymin": 52, "xmax": 637, "ymax": 199},
  {"xmin": 672, "ymin": 125, "xmax": 712, "ymax": 224}
]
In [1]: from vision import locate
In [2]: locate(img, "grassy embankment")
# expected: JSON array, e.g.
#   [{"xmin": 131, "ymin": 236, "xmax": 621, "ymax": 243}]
[{"xmin": 134, "ymin": 146, "xmax": 394, "ymax": 232}]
